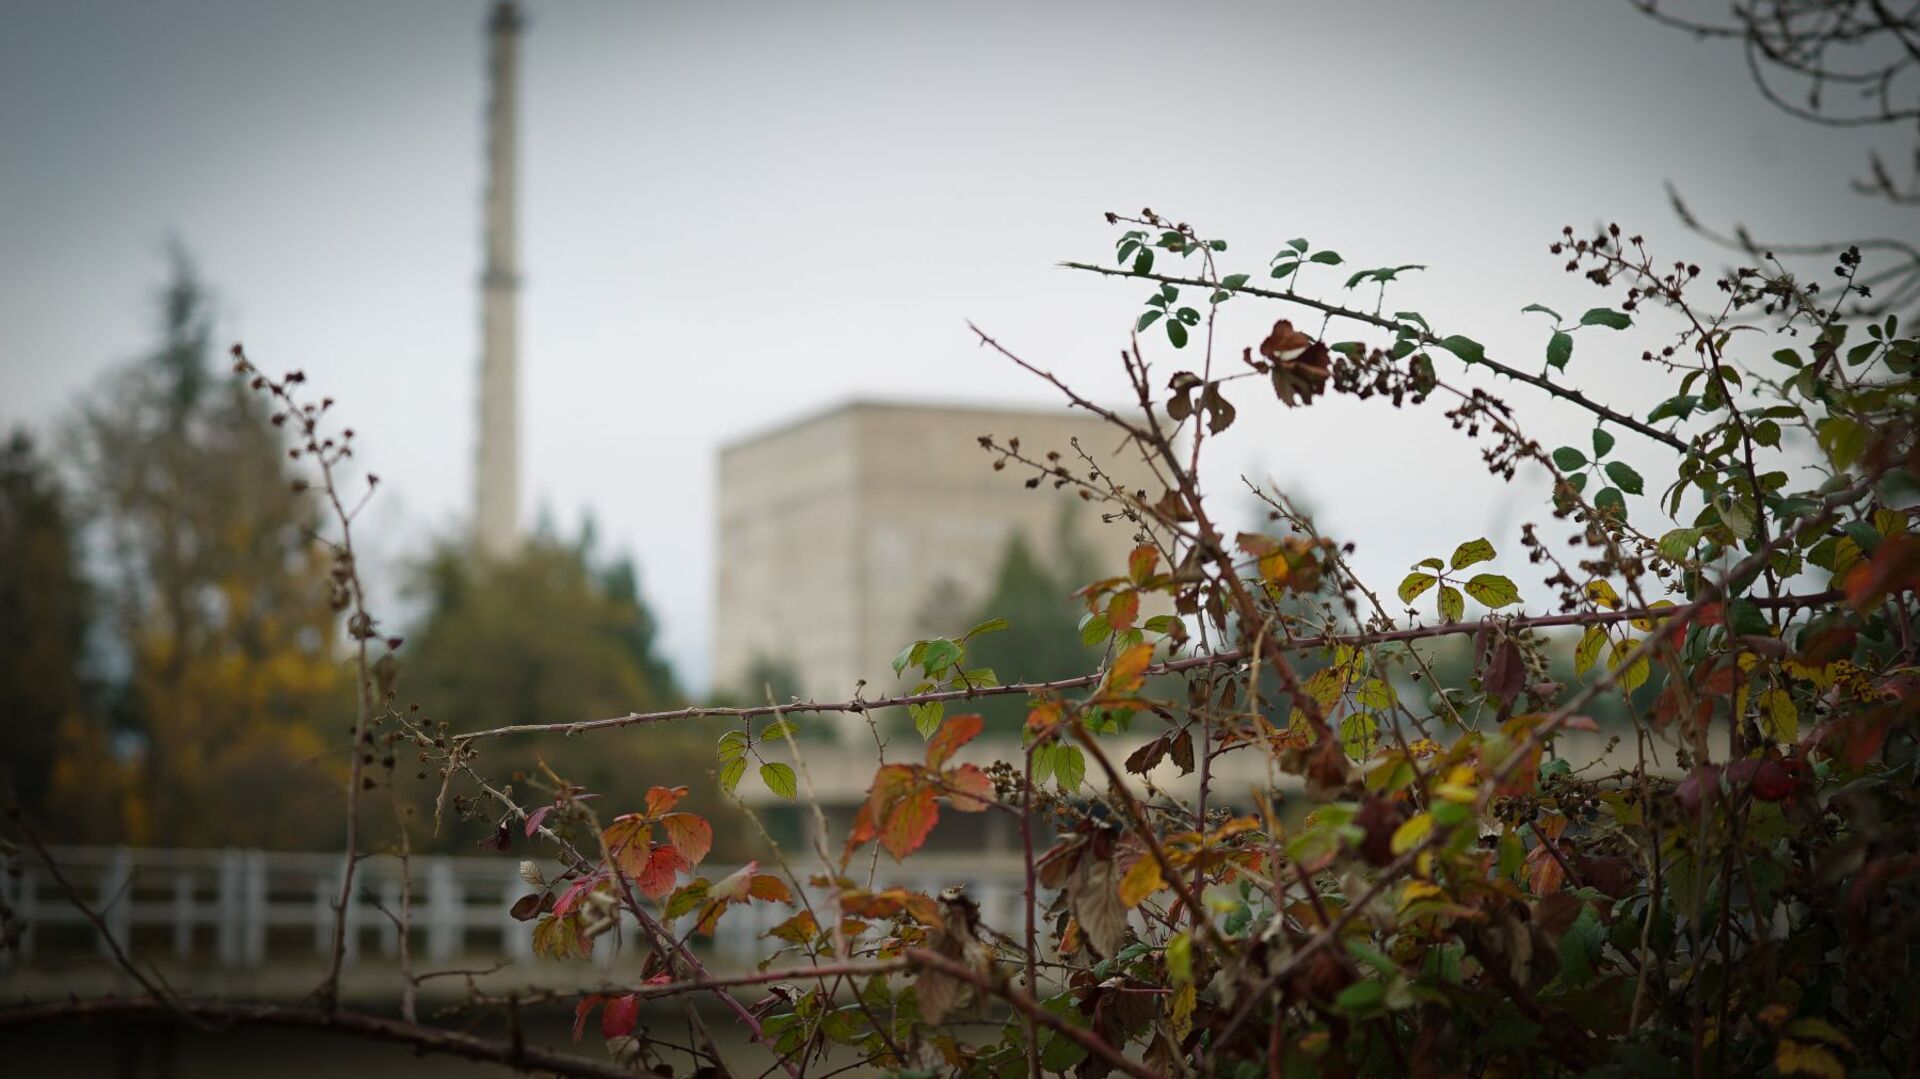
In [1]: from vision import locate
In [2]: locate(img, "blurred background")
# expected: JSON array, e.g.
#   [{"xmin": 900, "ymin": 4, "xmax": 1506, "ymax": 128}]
[{"xmin": 0, "ymin": 0, "xmax": 1912, "ymax": 1072}]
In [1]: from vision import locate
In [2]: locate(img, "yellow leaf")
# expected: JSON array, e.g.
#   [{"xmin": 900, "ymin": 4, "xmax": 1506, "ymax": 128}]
[
  {"xmin": 1758, "ymin": 687, "xmax": 1799, "ymax": 742},
  {"xmin": 1391, "ymin": 813, "xmax": 1433, "ymax": 855},
  {"xmin": 1631, "ymin": 599, "xmax": 1677, "ymax": 631},
  {"xmin": 1610, "ymin": 638, "xmax": 1650, "ymax": 691},
  {"xmin": 1775, "ymin": 1039, "xmax": 1845, "ymax": 1079},
  {"xmin": 1170, "ymin": 982, "xmax": 1197, "ymax": 1041},
  {"xmin": 1586, "ymin": 579, "xmax": 1621, "ymax": 610},
  {"xmin": 1575, "ymin": 625, "xmax": 1608, "ymax": 677},
  {"xmin": 1118, "ymin": 854, "xmax": 1164, "ymax": 908}
]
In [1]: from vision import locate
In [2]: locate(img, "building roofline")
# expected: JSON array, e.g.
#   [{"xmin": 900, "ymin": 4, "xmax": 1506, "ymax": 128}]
[{"xmin": 717, "ymin": 396, "xmax": 1131, "ymax": 455}]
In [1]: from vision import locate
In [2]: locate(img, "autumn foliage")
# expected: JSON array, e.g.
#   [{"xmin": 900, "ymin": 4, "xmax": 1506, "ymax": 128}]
[{"xmin": 10, "ymin": 207, "xmax": 1920, "ymax": 1079}]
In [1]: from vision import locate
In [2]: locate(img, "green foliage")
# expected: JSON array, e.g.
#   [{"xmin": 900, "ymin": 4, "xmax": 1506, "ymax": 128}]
[{"xmin": 0, "ymin": 431, "xmax": 91, "ymax": 820}]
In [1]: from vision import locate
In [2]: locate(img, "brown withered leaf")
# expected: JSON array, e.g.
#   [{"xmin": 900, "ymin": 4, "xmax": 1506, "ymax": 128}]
[
  {"xmin": 1169, "ymin": 728, "xmax": 1196, "ymax": 774},
  {"xmin": 1068, "ymin": 857, "xmax": 1129, "ymax": 960},
  {"xmin": 1260, "ymin": 320, "xmax": 1331, "ymax": 406},
  {"xmin": 1477, "ymin": 629, "xmax": 1526, "ymax": 705},
  {"xmin": 1125, "ymin": 736, "xmax": 1170, "ymax": 776}
]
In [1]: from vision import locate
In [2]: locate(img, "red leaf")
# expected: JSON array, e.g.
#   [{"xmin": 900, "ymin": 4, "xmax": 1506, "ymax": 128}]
[
  {"xmin": 572, "ymin": 994, "xmax": 604, "ymax": 1042},
  {"xmin": 601, "ymin": 993, "xmax": 640, "ymax": 1039},
  {"xmin": 552, "ymin": 876, "xmax": 596, "ymax": 917},
  {"xmin": 645, "ymin": 785, "xmax": 689, "ymax": 817},
  {"xmin": 525, "ymin": 805, "xmax": 553, "ymax": 837},
  {"xmin": 1107, "ymin": 590, "xmax": 1140, "ymax": 631},
  {"xmin": 637, "ymin": 844, "xmax": 691, "ymax": 900},
  {"xmin": 944, "ymin": 763, "xmax": 995, "ymax": 812},
  {"xmin": 881, "ymin": 786, "xmax": 940, "ymax": 860},
  {"xmin": 926, "ymin": 714, "xmax": 984, "ymax": 769},
  {"xmin": 659, "ymin": 812, "xmax": 713, "ymax": 865}
]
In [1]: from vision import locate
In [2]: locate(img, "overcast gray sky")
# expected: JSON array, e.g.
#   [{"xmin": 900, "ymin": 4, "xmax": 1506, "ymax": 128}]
[{"xmin": 1, "ymin": 0, "xmax": 1906, "ymax": 691}]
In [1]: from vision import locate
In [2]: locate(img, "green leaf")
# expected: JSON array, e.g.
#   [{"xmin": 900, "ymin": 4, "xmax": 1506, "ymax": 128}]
[
  {"xmin": 1591, "ymin": 428, "xmax": 1614, "ymax": 457},
  {"xmin": 759, "ymin": 720, "xmax": 799, "ymax": 742},
  {"xmin": 1221, "ymin": 273, "xmax": 1249, "ymax": 289},
  {"xmin": 963, "ymin": 617, "xmax": 1010, "ymax": 641},
  {"xmin": 1546, "ymin": 331, "xmax": 1573, "ymax": 370},
  {"xmin": 760, "ymin": 763, "xmax": 798, "ymax": 801},
  {"xmin": 1132, "ymin": 249, "xmax": 1153, "ymax": 275},
  {"xmin": 1167, "ymin": 320, "xmax": 1188, "ymax": 348},
  {"xmin": 1595, "ymin": 487, "xmax": 1627, "ymax": 519},
  {"xmin": 1551, "ymin": 446, "xmax": 1588, "ymax": 471},
  {"xmin": 1136, "ymin": 310, "xmax": 1163, "ymax": 332},
  {"xmin": 1417, "ymin": 557, "xmax": 1445, "ymax": 570},
  {"xmin": 1450, "ymin": 538, "xmax": 1496, "ymax": 569},
  {"xmin": 1579, "ymin": 308, "xmax": 1631, "ymax": 330},
  {"xmin": 1437, "ymin": 335, "xmax": 1486, "ymax": 364},
  {"xmin": 1557, "ymin": 904, "xmax": 1604, "ymax": 988},
  {"xmin": 910, "ymin": 700, "xmax": 944, "ymax": 738},
  {"xmin": 1647, "ymin": 394, "xmax": 1700, "ymax": 423},
  {"xmin": 1335, "ymin": 979, "xmax": 1386, "ymax": 1015},
  {"xmin": 1308, "ymin": 250, "xmax": 1344, "ymax": 265},
  {"xmin": 1398, "ymin": 572, "xmax": 1439, "ymax": 603},
  {"xmin": 1463, "ymin": 574, "xmax": 1520, "ymax": 608},
  {"xmin": 1438, "ymin": 585, "xmax": 1465, "ymax": 624},
  {"xmin": 719, "ymin": 756, "xmax": 748, "ymax": 794},
  {"xmin": 1053, "ymin": 745, "xmax": 1086, "ymax": 792},
  {"xmin": 1520, "ymin": 303, "xmax": 1563, "ymax": 320},
  {"xmin": 1079, "ymin": 613, "xmax": 1112, "ymax": 647},
  {"xmin": 917, "ymin": 638, "xmax": 960, "ymax": 677},
  {"xmin": 717, "ymin": 730, "xmax": 750, "ymax": 762},
  {"xmin": 1716, "ymin": 494, "xmax": 1755, "ymax": 540},
  {"xmin": 1657, "ymin": 527, "xmax": 1704, "ymax": 561},
  {"xmin": 1603, "ymin": 460, "xmax": 1644, "ymax": 495},
  {"xmin": 1286, "ymin": 237, "xmax": 1309, "ymax": 252}
]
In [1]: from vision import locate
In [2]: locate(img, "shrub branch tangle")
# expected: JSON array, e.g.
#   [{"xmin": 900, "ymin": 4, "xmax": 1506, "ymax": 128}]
[{"xmin": 5, "ymin": 207, "xmax": 1920, "ymax": 1078}]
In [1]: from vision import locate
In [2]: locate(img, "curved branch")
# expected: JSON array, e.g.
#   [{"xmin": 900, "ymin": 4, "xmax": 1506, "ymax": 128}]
[
  {"xmin": 455, "ymin": 592, "xmax": 1839, "ymax": 742},
  {"xmin": 1058, "ymin": 262, "xmax": 1691, "ymax": 453}
]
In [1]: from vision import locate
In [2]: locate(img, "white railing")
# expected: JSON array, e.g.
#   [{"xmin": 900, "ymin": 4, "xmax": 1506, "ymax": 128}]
[{"xmin": 0, "ymin": 847, "xmax": 1032, "ymax": 977}]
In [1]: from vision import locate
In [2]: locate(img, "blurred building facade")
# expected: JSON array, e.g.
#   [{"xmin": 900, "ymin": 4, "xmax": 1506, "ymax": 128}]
[{"xmin": 713, "ymin": 401, "xmax": 1155, "ymax": 738}]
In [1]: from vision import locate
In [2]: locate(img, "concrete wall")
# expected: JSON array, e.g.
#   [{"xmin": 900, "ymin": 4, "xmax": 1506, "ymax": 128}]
[{"xmin": 713, "ymin": 401, "xmax": 1156, "ymax": 736}]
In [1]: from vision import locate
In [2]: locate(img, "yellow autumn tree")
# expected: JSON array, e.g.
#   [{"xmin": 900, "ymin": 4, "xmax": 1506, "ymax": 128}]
[{"xmin": 49, "ymin": 249, "xmax": 349, "ymax": 848}]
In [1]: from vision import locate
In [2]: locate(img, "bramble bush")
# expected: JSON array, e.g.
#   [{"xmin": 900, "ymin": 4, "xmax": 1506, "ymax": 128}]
[{"xmin": 6, "ymin": 207, "xmax": 1919, "ymax": 1079}]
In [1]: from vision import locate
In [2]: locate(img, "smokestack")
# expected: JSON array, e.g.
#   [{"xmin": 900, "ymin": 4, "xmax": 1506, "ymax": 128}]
[{"xmin": 474, "ymin": 0, "xmax": 523, "ymax": 559}]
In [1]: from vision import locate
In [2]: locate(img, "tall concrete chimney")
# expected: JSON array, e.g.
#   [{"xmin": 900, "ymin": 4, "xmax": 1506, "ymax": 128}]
[{"xmin": 474, "ymin": 0, "xmax": 523, "ymax": 559}]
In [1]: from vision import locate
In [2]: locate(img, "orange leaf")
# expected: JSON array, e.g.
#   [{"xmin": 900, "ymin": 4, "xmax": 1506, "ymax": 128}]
[
  {"xmin": 749, "ymin": 874, "xmax": 794, "ymax": 904},
  {"xmin": 944, "ymin": 763, "xmax": 995, "ymax": 812},
  {"xmin": 926, "ymin": 714, "xmax": 983, "ymax": 768},
  {"xmin": 1104, "ymin": 642, "xmax": 1155, "ymax": 697},
  {"xmin": 602, "ymin": 815, "xmax": 652, "ymax": 878},
  {"xmin": 636, "ymin": 844, "xmax": 690, "ymax": 900},
  {"xmin": 659, "ymin": 812, "xmax": 713, "ymax": 865},
  {"xmin": 1108, "ymin": 590, "xmax": 1140, "ymax": 631},
  {"xmin": 1026, "ymin": 701, "xmax": 1064, "ymax": 735},
  {"xmin": 645, "ymin": 785, "xmax": 689, "ymax": 817},
  {"xmin": 881, "ymin": 787, "xmax": 940, "ymax": 860},
  {"xmin": 769, "ymin": 910, "xmax": 818, "ymax": 944},
  {"xmin": 1128, "ymin": 544, "xmax": 1159, "ymax": 584}
]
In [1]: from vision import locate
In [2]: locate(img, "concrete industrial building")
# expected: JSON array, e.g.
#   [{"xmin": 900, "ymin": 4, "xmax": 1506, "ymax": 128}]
[{"xmin": 712, "ymin": 401, "xmax": 1158, "ymax": 739}]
